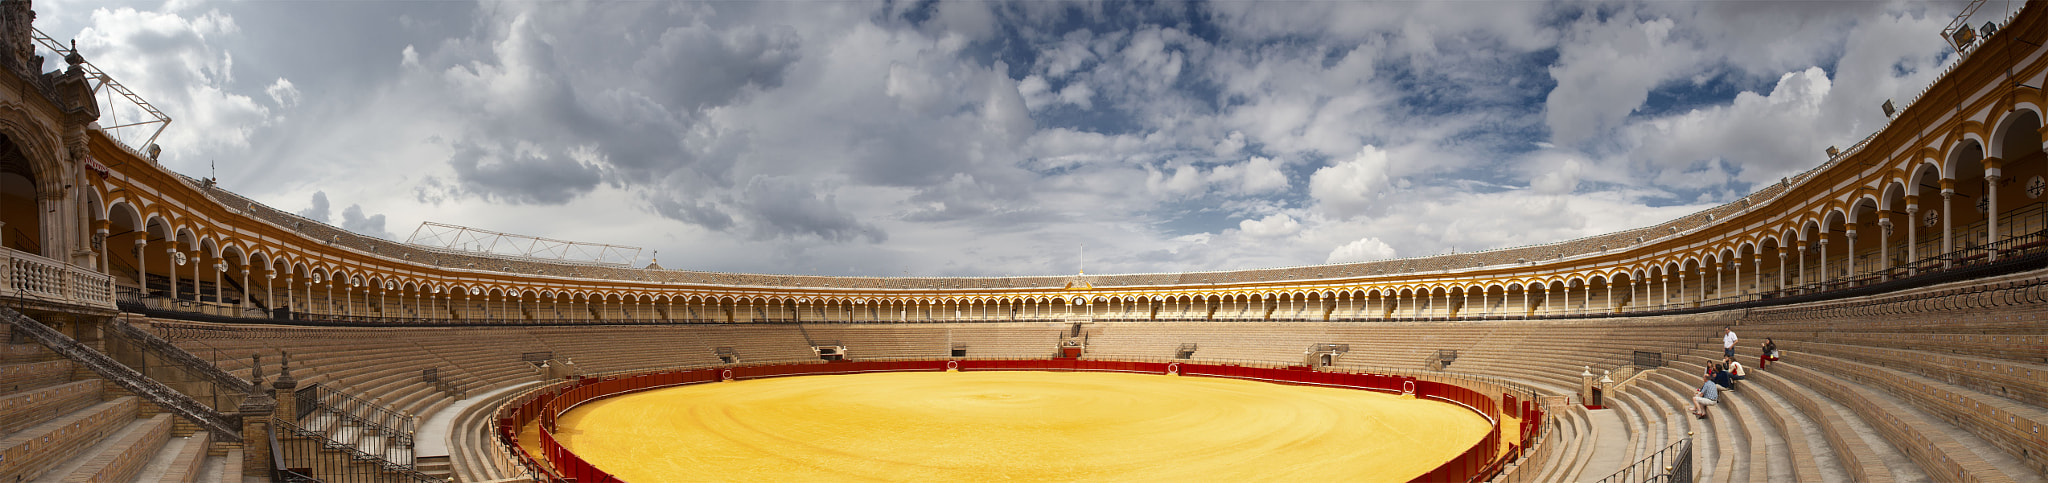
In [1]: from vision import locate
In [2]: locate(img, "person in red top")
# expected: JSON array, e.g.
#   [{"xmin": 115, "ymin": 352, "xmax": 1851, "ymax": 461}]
[{"xmin": 1759, "ymin": 338, "xmax": 1780, "ymax": 369}]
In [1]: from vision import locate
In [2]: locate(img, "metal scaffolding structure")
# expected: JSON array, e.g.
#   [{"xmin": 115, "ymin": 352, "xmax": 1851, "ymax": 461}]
[
  {"xmin": 32, "ymin": 28, "xmax": 171, "ymax": 154},
  {"xmin": 404, "ymin": 222, "xmax": 642, "ymax": 267}
]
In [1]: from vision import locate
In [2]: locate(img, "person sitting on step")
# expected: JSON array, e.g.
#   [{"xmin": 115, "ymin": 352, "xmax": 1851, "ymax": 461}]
[
  {"xmin": 1723, "ymin": 356, "xmax": 1747, "ymax": 386},
  {"xmin": 1710, "ymin": 360, "xmax": 1736, "ymax": 392},
  {"xmin": 1691, "ymin": 374, "xmax": 1720, "ymax": 419},
  {"xmin": 1759, "ymin": 338, "xmax": 1780, "ymax": 369}
]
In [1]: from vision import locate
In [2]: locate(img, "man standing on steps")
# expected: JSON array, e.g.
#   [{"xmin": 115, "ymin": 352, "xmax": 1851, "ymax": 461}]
[{"xmin": 1721, "ymin": 326, "xmax": 1738, "ymax": 358}]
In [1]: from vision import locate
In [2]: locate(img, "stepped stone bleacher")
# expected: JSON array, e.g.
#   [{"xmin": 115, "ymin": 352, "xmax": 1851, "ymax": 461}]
[
  {"xmin": 36, "ymin": 267, "xmax": 2047, "ymax": 482},
  {"xmin": 0, "ymin": 332, "xmax": 239, "ymax": 482}
]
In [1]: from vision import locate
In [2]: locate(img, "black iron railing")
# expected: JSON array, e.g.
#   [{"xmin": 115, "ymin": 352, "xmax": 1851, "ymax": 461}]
[
  {"xmin": 295, "ymin": 383, "xmax": 417, "ymax": 464},
  {"xmin": 1596, "ymin": 437, "xmax": 1693, "ymax": 483},
  {"xmin": 1633, "ymin": 351, "xmax": 1664, "ymax": 368},
  {"xmin": 0, "ymin": 308, "xmax": 243, "ymax": 441},
  {"xmin": 273, "ymin": 419, "xmax": 435, "ymax": 482},
  {"xmin": 99, "ymin": 317, "xmax": 253, "ymax": 414}
]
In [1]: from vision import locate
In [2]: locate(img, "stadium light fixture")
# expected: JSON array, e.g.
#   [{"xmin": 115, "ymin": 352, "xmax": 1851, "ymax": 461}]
[{"xmin": 1882, "ymin": 99, "xmax": 1896, "ymax": 118}]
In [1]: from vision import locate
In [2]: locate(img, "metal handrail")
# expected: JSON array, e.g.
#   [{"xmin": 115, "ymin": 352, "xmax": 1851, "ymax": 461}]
[
  {"xmin": 274, "ymin": 419, "xmax": 435, "ymax": 481},
  {"xmin": 0, "ymin": 307, "xmax": 241, "ymax": 441},
  {"xmin": 1595, "ymin": 437, "xmax": 1693, "ymax": 483},
  {"xmin": 101, "ymin": 317, "xmax": 253, "ymax": 393},
  {"xmin": 297, "ymin": 383, "xmax": 417, "ymax": 452}
]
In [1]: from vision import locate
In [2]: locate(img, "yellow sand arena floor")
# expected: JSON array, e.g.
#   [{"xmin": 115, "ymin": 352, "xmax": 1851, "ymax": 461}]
[{"xmin": 539, "ymin": 371, "xmax": 1491, "ymax": 482}]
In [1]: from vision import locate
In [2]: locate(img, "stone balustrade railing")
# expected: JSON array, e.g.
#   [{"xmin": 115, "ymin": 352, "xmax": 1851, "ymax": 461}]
[{"xmin": 2, "ymin": 247, "xmax": 113, "ymax": 310}]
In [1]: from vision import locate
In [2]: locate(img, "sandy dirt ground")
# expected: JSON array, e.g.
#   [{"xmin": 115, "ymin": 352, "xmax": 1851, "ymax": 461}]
[{"xmin": 530, "ymin": 371, "xmax": 1490, "ymax": 482}]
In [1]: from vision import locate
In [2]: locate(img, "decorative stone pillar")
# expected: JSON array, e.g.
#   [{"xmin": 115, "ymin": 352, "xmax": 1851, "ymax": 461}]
[
  {"xmin": 239, "ymin": 354, "xmax": 276, "ymax": 478},
  {"xmin": 1580, "ymin": 366, "xmax": 1596, "ymax": 408},
  {"xmin": 272, "ymin": 351, "xmax": 297, "ymax": 423},
  {"xmin": 93, "ymin": 221, "xmax": 108, "ymax": 273},
  {"xmin": 35, "ymin": 184, "xmax": 69, "ymax": 261}
]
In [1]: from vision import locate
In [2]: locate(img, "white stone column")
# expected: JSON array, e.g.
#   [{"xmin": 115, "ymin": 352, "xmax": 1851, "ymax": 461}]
[
  {"xmin": 134, "ymin": 240, "xmax": 147, "ymax": 296},
  {"xmin": 1776, "ymin": 252, "xmax": 1786, "ymax": 290},
  {"xmin": 1818, "ymin": 239, "xmax": 1830, "ymax": 287},
  {"xmin": 1713, "ymin": 262, "xmax": 1723, "ymax": 304},
  {"xmin": 1846, "ymin": 226, "xmax": 1858, "ymax": 285},
  {"xmin": 1696, "ymin": 268, "xmax": 1706, "ymax": 305},
  {"xmin": 166, "ymin": 247, "xmax": 180, "ymax": 302},
  {"xmin": 1732, "ymin": 262, "xmax": 1744, "ymax": 301},
  {"xmin": 1603, "ymin": 280, "xmax": 1612, "ymax": 313},
  {"xmin": 239, "ymin": 268, "xmax": 251, "ymax": 313},
  {"xmin": 190, "ymin": 252, "xmax": 202, "ymax": 304},
  {"xmin": 1987, "ymin": 159, "xmax": 2004, "ymax": 260},
  {"xmin": 1942, "ymin": 182, "xmax": 1956, "ymax": 268},
  {"xmin": 1522, "ymin": 288, "xmax": 1530, "ymax": 317},
  {"xmin": 1461, "ymin": 289, "xmax": 1471, "ymax": 319},
  {"xmin": 210, "ymin": 261, "xmax": 223, "ymax": 311},
  {"xmin": 263, "ymin": 270, "xmax": 274, "ymax": 315},
  {"xmin": 1906, "ymin": 203, "xmax": 1920, "ymax": 275},
  {"xmin": 1797, "ymin": 243, "xmax": 1807, "ymax": 287},
  {"xmin": 1480, "ymin": 290, "xmax": 1489, "ymax": 317},
  {"xmin": 1879, "ymin": 218, "xmax": 1893, "ymax": 274}
]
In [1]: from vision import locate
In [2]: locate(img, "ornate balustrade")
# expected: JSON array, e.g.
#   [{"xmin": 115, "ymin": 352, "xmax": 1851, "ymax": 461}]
[{"xmin": 2, "ymin": 247, "xmax": 113, "ymax": 310}]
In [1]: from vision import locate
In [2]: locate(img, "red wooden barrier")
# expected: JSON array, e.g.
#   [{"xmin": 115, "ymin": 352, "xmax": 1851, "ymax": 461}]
[{"xmin": 497, "ymin": 359, "xmax": 1515, "ymax": 483}]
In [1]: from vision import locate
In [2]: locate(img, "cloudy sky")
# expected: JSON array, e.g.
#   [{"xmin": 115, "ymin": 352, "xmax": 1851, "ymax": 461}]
[{"xmin": 38, "ymin": 0, "xmax": 2000, "ymax": 277}]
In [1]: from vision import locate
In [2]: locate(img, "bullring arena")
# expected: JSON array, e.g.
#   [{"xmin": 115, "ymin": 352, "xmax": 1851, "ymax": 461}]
[{"xmin": 4, "ymin": 0, "xmax": 2048, "ymax": 482}]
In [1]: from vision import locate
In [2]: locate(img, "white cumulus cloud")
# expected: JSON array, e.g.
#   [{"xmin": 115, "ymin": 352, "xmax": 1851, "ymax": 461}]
[
  {"xmin": 1327, "ymin": 236, "xmax": 1396, "ymax": 263},
  {"xmin": 1238, "ymin": 213, "xmax": 1302, "ymax": 238},
  {"xmin": 1311, "ymin": 145, "xmax": 1392, "ymax": 219}
]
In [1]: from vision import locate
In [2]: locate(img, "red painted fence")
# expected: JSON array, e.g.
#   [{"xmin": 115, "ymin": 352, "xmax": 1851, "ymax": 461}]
[{"xmin": 495, "ymin": 359, "xmax": 1537, "ymax": 482}]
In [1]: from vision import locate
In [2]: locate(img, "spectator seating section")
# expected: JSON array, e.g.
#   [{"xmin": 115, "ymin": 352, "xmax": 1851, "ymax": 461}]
[
  {"xmin": 42, "ymin": 266, "xmax": 2040, "ymax": 482},
  {"xmin": 0, "ymin": 334, "xmax": 237, "ymax": 482}
]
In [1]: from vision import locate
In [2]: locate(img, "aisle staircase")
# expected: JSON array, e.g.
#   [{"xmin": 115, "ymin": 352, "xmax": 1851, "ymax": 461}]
[{"xmin": 0, "ymin": 308, "xmax": 244, "ymax": 482}]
